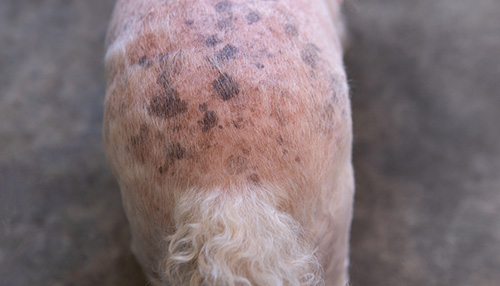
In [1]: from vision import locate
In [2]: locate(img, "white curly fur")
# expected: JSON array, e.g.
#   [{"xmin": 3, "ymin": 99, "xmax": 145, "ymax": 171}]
[{"xmin": 162, "ymin": 188, "xmax": 324, "ymax": 286}]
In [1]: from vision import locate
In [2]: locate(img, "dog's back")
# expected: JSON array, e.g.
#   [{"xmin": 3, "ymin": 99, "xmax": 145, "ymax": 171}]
[{"xmin": 103, "ymin": 0, "xmax": 354, "ymax": 285}]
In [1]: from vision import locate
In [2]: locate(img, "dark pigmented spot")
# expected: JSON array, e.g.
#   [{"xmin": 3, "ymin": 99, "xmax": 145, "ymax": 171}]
[
  {"xmin": 284, "ymin": 24, "xmax": 298, "ymax": 37},
  {"xmin": 248, "ymin": 173, "xmax": 261, "ymax": 185},
  {"xmin": 225, "ymin": 155, "xmax": 248, "ymax": 175},
  {"xmin": 198, "ymin": 111, "xmax": 218, "ymax": 132},
  {"xmin": 301, "ymin": 43, "xmax": 321, "ymax": 68},
  {"xmin": 205, "ymin": 34, "xmax": 222, "ymax": 47},
  {"xmin": 148, "ymin": 88, "xmax": 188, "ymax": 119},
  {"xmin": 159, "ymin": 142, "xmax": 186, "ymax": 175},
  {"xmin": 245, "ymin": 11, "xmax": 261, "ymax": 24},
  {"xmin": 199, "ymin": 103, "xmax": 208, "ymax": 112},
  {"xmin": 212, "ymin": 73, "xmax": 239, "ymax": 101},
  {"xmin": 130, "ymin": 125, "xmax": 148, "ymax": 145},
  {"xmin": 167, "ymin": 142, "xmax": 186, "ymax": 160},
  {"xmin": 138, "ymin": 55, "xmax": 153, "ymax": 68},
  {"xmin": 130, "ymin": 124, "xmax": 149, "ymax": 163},
  {"xmin": 216, "ymin": 44, "xmax": 238, "ymax": 61},
  {"xmin": 255, "ymin": 63, "xmax": 265, "ymax": 69},
  {"xmin": 185, "ymin": 19, "xmax": 194, "ymax": 26},
  {"xmin": 215, "ymin": 1, "xmax": 232, "ymax": 13}
]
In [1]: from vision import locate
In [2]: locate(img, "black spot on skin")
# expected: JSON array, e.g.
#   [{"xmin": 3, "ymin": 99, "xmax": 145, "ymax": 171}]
[
  {"xmin": 198, "ymin": 111, "xmax": 218, "ymax": 132},
  {"xmin": 245, "ymin": 11, "xmax": 261, "ymax": 24},
  {"xmin": 131, "ymin": 125, "xmax": 148, "ymax": 146},
  {"xmin": 148, "ymin": 88, "xmax": 188, "ymax": 119},
  {"xmin": 216, "ymin": 44, "xmax": 238, "ymax": 61},
  {"xmin": 213, "ymin": 73, "xmax": 239, "ymax": 101},
  {"xmin": 185, "ymin": 19, "xmax": 194, "ymax": 26},
  {"xmin": 219, "ymin": 125, "xmax": 224, "ymax": 129},
  {"xmin": 248, "ymin": 173, "xmax": 261, "ymax": 185},
  {"xmin": 226, "ymin": 155, "xmax": 247, "ymax": 175},
  {"xmin": 205, "ymin": 34, "xmax": 222, "ymax": 47},
  {"xmin": 255, "ymin": 63, "xmax": 265, "ymax": 69},
  {"xmin": 295, "ymin": 156, "xmax": 301, "ymax": 163},
  {"xmin": 217, "ymin": 19, "xmax": 230, "ymax": 30},
  {"xmin": 215, "ymin": 1, "xmax": 232, "ymax": 13},
  {"xmin": 138, "ymin": 55, "xmax": 153, "ymax": 68},
  {"xmin": 159, "ymin": 142, "xmax": 186, "ymax": 174},
  {"xmin": 284, "ymin": 24, "xmax": 298, "ymax": 37},
  {"xmin": 301, "ymin": 43, "xmax": 321, "ymax": 68},
  {"xmin": 130, "ymin": 124, "xmax": 149, "ymax": 163},
  {"xmin": 199, "ymin": 103, "xmax": 208, "ymax": 112},
  {"xmin": 167, "ymin": 142, "xmax": 186, "ymax": 160}
]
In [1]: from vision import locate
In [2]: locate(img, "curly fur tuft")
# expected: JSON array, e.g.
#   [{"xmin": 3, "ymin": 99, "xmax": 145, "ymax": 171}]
[{"xmin": 162, "ymin": 188, "xmax": 324, "ymax": 286}]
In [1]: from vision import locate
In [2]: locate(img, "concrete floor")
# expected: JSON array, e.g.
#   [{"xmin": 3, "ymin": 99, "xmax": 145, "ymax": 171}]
[{"xmin": 1, "ymin": 0, "xmax": 499, "ymax": 285}]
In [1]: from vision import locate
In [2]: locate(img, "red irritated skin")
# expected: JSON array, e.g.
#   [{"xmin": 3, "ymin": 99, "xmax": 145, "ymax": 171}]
[{"xmin": 103, "ymin": 0, "xmax": 353, "ymax": 285}]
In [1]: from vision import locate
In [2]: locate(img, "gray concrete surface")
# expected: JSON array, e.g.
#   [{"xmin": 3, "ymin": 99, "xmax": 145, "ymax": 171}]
[
  {"xmin": 1, "ymin": 0, "xmax": 498, "ymax": 285},
  {"xmin": 346, "ymin": 1, "xmax": 500, "ymax": 285}
]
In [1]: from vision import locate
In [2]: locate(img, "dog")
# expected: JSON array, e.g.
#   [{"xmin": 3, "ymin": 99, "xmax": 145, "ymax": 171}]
[{"xmin": 103, "ymin": 0, "xmax": 353, "ymax": 285}]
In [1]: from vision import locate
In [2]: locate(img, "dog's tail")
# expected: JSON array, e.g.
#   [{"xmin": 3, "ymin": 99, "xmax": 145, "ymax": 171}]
[{"xmin": 162, "ymin": 187, "xmax": 323, "ymax": 286}]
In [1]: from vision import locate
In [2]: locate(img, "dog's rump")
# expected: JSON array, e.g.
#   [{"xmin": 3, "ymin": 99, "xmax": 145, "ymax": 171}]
[{"xmin": 103, "ymin": 0, "xmax": 354, "ymax": 285}]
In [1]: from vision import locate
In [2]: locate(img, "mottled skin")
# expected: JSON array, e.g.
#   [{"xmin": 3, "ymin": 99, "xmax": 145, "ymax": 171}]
[{"xmin": 103, "ymin": 0, "xmax": 353, "ymax": 285}]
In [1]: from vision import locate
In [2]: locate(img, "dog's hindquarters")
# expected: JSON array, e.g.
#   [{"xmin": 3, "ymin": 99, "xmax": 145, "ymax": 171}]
[{"xmin": 104, "ymin": 0, "xmax": 354, "ymax": 285}]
